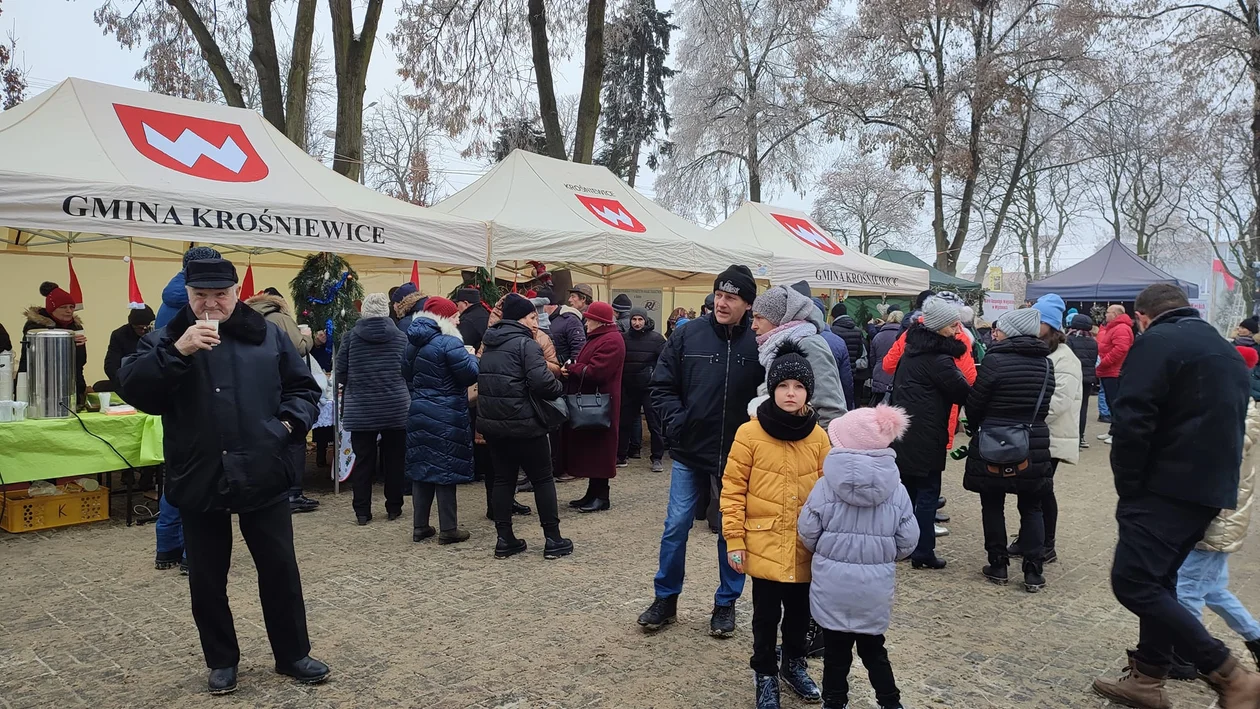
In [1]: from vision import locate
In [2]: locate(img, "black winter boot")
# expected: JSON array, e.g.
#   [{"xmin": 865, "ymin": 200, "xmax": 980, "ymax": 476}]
[
  {"xmin": 804, "ymin": 619, "xmax": 825, "ymax": 658},
  {"xmin": 637, "ymin": 595, "xmax": 678, "ymax": 631},
  {"xmin": 1023, "ymin": 559, "xmax": 1046, "ymax": 593},
  {"xmin": 983, "ymin": 556, "xmax": 1009, "ymax": 585},
  {"xmin": 779, "ymin": 657, "xmax": 821, "ymax": 701},
  {"xmin": 1247, "ymin": 638, "xmax": 1260, "ymax": 671},
  {"xmin": 494, "ymin": 523, "xmax": 527, "ymax": 559},
  {"xmin": 755, "ymin": 673, "xmax": 781, "ymax": 709}
]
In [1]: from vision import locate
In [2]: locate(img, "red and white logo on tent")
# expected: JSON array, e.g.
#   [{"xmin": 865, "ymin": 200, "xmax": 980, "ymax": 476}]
[
  {"xmin": 575, "ymin": 195, "xmax": 646, "ymax": 233},
  {"xmin": 113, "ymin": 103, "xmax": 269, "ymax": 182},
  {"xmin": 772, "ymin": 213, "xmax": 844, "ymax": 256}
]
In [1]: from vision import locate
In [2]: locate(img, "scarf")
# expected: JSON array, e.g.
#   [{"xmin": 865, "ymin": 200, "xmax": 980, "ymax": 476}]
[
  {"xmin": 755, "ymin": 319, "xmax": 816, "ymax": 371},
  {"xmin": 757, "ymin": 397, "xmax": 818, "ymax": 442}
]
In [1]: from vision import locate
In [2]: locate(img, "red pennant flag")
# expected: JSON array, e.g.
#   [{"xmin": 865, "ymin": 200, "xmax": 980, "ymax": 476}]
[
  {"xmin": 127, "ymin": 259, "xmax": 145, "ymax": 309},
  {"xmin": 240, "ymin": 264, "xmax": 256, "ymax": 300},
  {"xmin": 410, "ymin": 261, "xmax": 420, "ymax": 289},
  {"xmin": 67, "ymin": 257, "xmax": 83, "ymax": 310}
]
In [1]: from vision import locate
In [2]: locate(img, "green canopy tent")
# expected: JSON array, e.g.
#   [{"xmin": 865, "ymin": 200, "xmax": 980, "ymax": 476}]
[{"xmin": 873, "ymin": 249, "xmax": 984, "ymax": 293}]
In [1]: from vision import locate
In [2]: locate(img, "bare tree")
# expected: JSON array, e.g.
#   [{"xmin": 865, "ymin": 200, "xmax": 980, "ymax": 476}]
[
  {"xmin": 363, "ymin": 91, "xmax": 445, "ymax": 206},
  {"xmin": 654, "ymin": 0, "xmax": 828, "ymax": 222},
  {"xmin": 0, "ymin": 0, "xmax": 27, "ymax": 109},
  {"xmin": 812, "ymin": 152, "xmax": 919, "ymax": 254}
]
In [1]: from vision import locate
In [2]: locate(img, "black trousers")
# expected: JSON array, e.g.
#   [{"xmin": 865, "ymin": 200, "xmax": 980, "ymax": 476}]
[
  {"xmin": 1042, "ymin": 465, "xmax": 1058, "ymax": 547},
  {"xmin": 1112, "ymin": 494, "xmax": 1228, "ymax": 673},
  {"xmin": 822, "ymin": 630, "xmax": 900, "ymax": 706},
  {"xmin": 980, "ymin": 488, "xmax": 1044, "ymax": 566},
  {"xmin": 182, "ymin": 499, "xmax": 311, "ymax": 669},
  {"xmin": 486, "ymin": 435, "xmax": 561, "ymax": 539},
  {"xmin": 750, "ymin": 577, "xmax": 811, "ymax": 675},
  {"xmin": 1101, "ymin": 377, "xmax": 1119, "ymax": 432},
  {"xmin": 1079, "ymin": 389, "xmax": 1092, "ymax": 441},
  {"xmin": 618, "ymin": 385, "xmax": 664, "ymax": 460},
  {"xmin": 285, "ymin": 441, "xmax": 307, "ymax": 499},
  {"xmin": 414, "ymin": 481, "xmax": 457, "ymax": 532},
  {"xmin": 349, "ymin": 429, "xmax": 405, "ymax": 518},
  {"xmin": 901, "ymin": 471, "xmax": 941, "ymax": 561}
]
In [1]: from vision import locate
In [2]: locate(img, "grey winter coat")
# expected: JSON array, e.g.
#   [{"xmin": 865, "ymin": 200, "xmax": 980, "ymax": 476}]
[
  {"xmin": 798, "ymin": 447, "xmax": 919, "ymax": 634},
  {"xmin": 335, "ymin": 316, "xmax": 408, "ymax": 431}
]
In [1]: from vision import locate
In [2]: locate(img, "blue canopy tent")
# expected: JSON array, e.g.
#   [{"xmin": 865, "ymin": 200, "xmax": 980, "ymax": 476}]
[{"xmin": 1025, "ymin": 240, "xmax": 1199, "ymax": 301}]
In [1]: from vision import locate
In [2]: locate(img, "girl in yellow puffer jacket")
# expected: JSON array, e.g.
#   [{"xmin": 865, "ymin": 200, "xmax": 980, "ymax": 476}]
[{"xmin": 721, "ymin": 341, "xmax": 831, "ymax": 709}]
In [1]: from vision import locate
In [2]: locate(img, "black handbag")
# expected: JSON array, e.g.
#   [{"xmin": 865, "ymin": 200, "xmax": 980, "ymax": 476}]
[
  {"xmin": 975, "ymin": 359, "xmax": 1050, "ymax": 478},
  {"xmin": 516, "ymin": 338, "xmax": 568, "ymax": 430},
  {"xmin": 565, "ymin": 369, "xmax": 613, "ymax": 430}
]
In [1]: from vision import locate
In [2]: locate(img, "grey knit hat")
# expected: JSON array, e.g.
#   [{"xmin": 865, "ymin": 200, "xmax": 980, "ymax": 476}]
[
  {"xmin": 361, "ymin": 292, "xmax": 391, "ymax": 319},
  {"xmin": 996, "ymin": 308, "xmax": 1042, "ymax": 338},
  {"xmin": 921, "ymin": 297, "xmax": 960, "ymax": 332},
  {"xmin": 753, "ymin": 286, "xmax": 790, "ymax": 327}
]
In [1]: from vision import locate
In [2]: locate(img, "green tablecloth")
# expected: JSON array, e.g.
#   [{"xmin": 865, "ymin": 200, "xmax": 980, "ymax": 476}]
[{"xmin": 0, "ymin": 412, "xmax": 164, "ymax": 484}]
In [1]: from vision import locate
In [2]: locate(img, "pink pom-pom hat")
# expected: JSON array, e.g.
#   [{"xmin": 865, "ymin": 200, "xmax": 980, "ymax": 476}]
[{"xmin": 827, "ymin": 405, "xmax": 911, "ymax": 450}]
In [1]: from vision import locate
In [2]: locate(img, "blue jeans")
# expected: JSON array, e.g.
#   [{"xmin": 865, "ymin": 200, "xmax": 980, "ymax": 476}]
[
  {"xmin": 653, "ymin": 460, "xmax": 745, "ymax": 606},
  {"xmin": 1177, "ymin": 548, "xmax": 1260, "ymax": 642},
  {"xmin": 1097, "ymin": 385, "xmax": 1110, "ymax": 417},
  {"xmin": 155, "ymin": 494, "xmax": 185, "ymax": 562},
  {"xmin": 902, "ymin": 471, "xmax": 942, "ymax": 561}
]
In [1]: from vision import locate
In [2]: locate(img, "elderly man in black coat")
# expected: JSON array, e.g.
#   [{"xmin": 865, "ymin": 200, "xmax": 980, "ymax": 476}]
[
  {"xmin": 1093, "ymin": 284, "xmax": 1260, "ymax": 708},
  {"xmin": 118, "ymin": 259, "xmax": 327, "ymax": 697}
]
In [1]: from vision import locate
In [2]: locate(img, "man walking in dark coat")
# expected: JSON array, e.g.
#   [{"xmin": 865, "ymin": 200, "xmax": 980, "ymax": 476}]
[
  {"xmin": 118, "ymin": 259, "xmax": 328, "ymax": 696},
  {"xmin": 618, "ymin": 308, "xmax": 667, "ymax": 471},
  {"xmin": 454, "ymin": 287, "xmax": 490, "ymax": 351},
  {"xmin": 638, "ymin": 265, "xmax": 765, "ymax": 639},
  {"xmin": 1093, "ymin": 284, "xmax": 1260, "ymax": 709}
]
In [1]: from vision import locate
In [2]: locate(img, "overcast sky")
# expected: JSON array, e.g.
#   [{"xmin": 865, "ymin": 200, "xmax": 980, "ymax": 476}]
[{"xmin": 7, "ymin": 0, "xmax": 1112, "ymax": 276}]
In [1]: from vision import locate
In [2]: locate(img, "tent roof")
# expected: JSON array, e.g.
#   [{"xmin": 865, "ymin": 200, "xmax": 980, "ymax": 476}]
[
  {"xmin": 1025, "ymin": 239, "xmax": 1200, "ymax": 301},
  {"xmin": 873, "ymin": 249, "xmax": 982, "ymax": 290},
  {"xmin": 430, "ymin": 150, "xmax": 773, "ymax": 288},
  {"xmin": 707, "ymin": 203, "xmax": 929, "ymax": 296},
  {"xmin": 0, "ymin": 78, "xmax": 488, "ymax": 267}
]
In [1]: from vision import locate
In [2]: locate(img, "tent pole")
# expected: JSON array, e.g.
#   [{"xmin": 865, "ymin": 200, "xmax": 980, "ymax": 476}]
[{"xmin": 331, "ymin": 340, "xmax": 340, "ymax": 495}]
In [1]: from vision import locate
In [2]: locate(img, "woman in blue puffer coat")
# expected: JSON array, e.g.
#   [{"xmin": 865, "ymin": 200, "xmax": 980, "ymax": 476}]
[{"xmin": 404, "ymin": 296, "xmax": 479, "ymax": 544}]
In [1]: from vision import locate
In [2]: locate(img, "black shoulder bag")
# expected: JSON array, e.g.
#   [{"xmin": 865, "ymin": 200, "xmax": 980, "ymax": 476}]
[
  {"xmin": 518, "ymin": 337, "xmax": 568, "ymax": 430},
  {"xmin": 565, "ymin": 368, "xmax": 613, "ymax": 430},
  {"xmin": 975, "ymin": 359, "xmax": 1050, "ymax": 478}
]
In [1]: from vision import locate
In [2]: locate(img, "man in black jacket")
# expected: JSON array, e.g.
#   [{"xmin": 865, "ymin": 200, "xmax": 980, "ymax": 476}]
[
  {"xmin": 618, "ymin": 308, "xmax": 667, "ymax": 470},
  {"xmin": 454, "ymin": 287, "xmax": 490, "ymax": 351},
  {"xmin": 1094, "ymin": 284, "xmax": 1260, "ymax": 708},
  {"xmin": 830, "ymin": 301, "xmax": 868, "ymax": 402},
  {"xmin": 118, "ymin": 259, "xmax": 327, "ymax": 696},
  {"xmin": 98, "ymin": 305, "xmax": 154, "ymax": 391},
  {"xmin": 639, "ymin": 265, "xmax": 764, "ymax": 639}
]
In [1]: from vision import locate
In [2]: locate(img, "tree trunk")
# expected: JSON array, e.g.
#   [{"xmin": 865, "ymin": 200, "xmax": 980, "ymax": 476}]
[
  {"xmin": 244, "ymin": 0, "xmax": 286, "ymax": 133},
  {"xmin": 571, "ymin": 0, "xmax": 607, "ymax": 164},
  {"xmin": 972, "ymin": 105, "xmax": 1032, "ymax": 280},
  {"xmin": 528, "ymin": 0, "xmax": 568, "ymax": 161},
  {"xmin": 627, "ymin": 140, "xmax": 641, "ymax": 187},
  {"xmin": 931, "ymin": 157, "xmax": 948, "ymax": 272},
  {"xmin": 168, "ymin": 0, "xmax": 245, "ymax": 108},
  {"xmin": 284, "ymin": 0, "xmax": 318, "ymax": 150},
  {"xmin": 329, "ymin": 0, "xmax": 384, "ymax": 181}
]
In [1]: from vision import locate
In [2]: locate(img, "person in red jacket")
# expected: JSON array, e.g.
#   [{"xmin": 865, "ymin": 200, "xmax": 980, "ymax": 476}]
[
  {"xmin": 1096, "ymin": 304, "xmax": 1135, "ymax": 444},
  {"xmin": 564, "ymin": 301, "xmax": 627, "ymax": 512}
]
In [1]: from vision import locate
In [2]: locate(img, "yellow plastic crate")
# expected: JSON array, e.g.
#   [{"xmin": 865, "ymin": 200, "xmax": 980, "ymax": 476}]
[{"xmin": 1, "ymin": 485, "xmax": 110, "ymax": 533}]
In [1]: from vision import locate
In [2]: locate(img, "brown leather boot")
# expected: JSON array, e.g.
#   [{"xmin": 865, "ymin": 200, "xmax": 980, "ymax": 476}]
[
  {"xmin": 1092, "ymin": 652, "xmax": 1171, "ymax": 709},
  {"xmin": 1205, "ymin": 654, "xmax": 1260, "ymax": 708}
]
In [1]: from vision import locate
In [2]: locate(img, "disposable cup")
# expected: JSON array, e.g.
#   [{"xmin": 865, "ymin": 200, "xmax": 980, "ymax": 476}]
[
  {"xmin": 98, "ymin": 392, "xmax": 112, "ymax": 410},
  {"xmin": 199, "ymin": 317, "xmax": 220, "ymax": 346}
]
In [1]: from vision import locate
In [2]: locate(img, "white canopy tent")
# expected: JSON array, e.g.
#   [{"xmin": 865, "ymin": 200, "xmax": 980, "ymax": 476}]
[
  {"xmin": 0, "ymin": 78, "xmax": 489, "ymax": 267},
  {"xmin": 710, "ymin": 202, "xmax": 929, "ymax": 296},
  {"xmin": 430, "ymin": 149, "xmax": 773, "ymax": 288}
]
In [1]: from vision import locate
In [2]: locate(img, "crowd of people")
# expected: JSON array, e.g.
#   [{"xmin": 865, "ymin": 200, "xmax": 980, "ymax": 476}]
[{"xmin": 12, "ymin": 249, "xmax": 1260, "ymax": 708}]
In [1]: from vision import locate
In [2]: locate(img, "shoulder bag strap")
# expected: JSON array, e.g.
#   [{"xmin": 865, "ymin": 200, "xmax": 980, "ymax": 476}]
[{"xmin": 1030, "ymin": 359, "xmax": 1051, "ymax": 424}]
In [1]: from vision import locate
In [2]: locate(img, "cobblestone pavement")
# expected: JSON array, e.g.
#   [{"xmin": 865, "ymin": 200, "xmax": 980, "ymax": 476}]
[{"xmin": 3, "ymin": 414, "xmax": 1259, "ymax": 708}]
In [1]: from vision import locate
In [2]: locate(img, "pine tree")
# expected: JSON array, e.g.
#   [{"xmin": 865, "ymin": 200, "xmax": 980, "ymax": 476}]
[
  {"xmin": 492, "ymin": 115, "xmax": 549, "ymax": 162},
  {"xmin": 290, "ymin": 253, "xmax": 364, "ymax": 349},
  {"xmin": 596, "ymin": 0, "xmax": 675, "ymax": 187}
]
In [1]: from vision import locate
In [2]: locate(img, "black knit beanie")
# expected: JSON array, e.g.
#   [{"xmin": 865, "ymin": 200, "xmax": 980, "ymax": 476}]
[{"xmin": 767, "ymin": 340, "xmax": 814, "ymax": 400}]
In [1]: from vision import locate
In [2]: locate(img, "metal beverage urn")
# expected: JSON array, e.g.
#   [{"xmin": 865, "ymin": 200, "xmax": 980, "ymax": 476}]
[{"xmin": 28, "ymin": 329, "xmax": 75, "ymax": 419}]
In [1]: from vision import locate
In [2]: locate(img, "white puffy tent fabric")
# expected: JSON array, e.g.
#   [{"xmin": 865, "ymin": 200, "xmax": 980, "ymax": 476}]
[
  {"xmin": 430, "ymin": 150, "xmax": 773, "ymax": 287},
  {"xmin": 0, "ymin": 78, "xmax": 489, "ymax": 267},
  {"xmin": 710, "ymin": 202, "xmax": 929, "ymax": 296}
]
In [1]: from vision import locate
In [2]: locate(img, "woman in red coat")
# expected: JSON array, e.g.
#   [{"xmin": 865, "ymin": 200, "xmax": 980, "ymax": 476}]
[{"xmin": 564, "ymin": 301, "xmax": 627, "ymax": 512}]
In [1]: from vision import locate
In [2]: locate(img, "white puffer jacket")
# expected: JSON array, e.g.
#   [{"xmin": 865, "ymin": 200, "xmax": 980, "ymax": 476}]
[
  {"xmin": 1046, "ymin": 342, "xmax": 1083, "ymax": 465},
  {"xmin": 1199, "ymin": 403, "xmax": 1259, "ymax": 553}
]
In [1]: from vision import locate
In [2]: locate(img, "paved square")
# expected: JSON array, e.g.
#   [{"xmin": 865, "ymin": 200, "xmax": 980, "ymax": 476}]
[{"xmin": 2, "ymin": 414, "xmax": 1257, "ymax": 708}]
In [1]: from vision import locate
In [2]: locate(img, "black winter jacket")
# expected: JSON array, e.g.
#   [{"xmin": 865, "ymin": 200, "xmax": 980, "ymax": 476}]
[
  {"xmin": 831, "ymin": 316, "xmax": 868, "ymax": 381},
  {"xmin": 1112, "ymin": 307, "xmax": 1249, "ymax": 509},
  {"xmin": 476, "ymin": 320, "xmax": 564, "ymax": 440},
  {"xmin": 621, "ymin": 309, "xmax": 666, "ymax": 390},
  {"xmin": 335, "ymin": 316, "xmax": 409, "ymax": 431},
  {"xmin": 650, "ymin": 313, "xmax": 763, "ymax": 477},
  {"xmin": 1067, "ymin": 332, "xmax": 1098, "ymax": 386},
  {"xmin": 963, "ymin": 335, "xmax": 1055, "ymax": 494},
  {"xmin": 549, "ymin": 307, "xmax": 587, "ymax": 364},
  {"xmin": 104, "ymin": 323, "xmax": 145, "ymax": 387},
  {"xmin": 118, "ymin": 303, "xmax": 319, "ymax": 513},
  {"xmin": 890, "ymin": 327, "xmax": 972, "ymax": 476},
  {"xmin": 457, "ymin": 303, "xmax": 490, "ymax": 352},
  {"xmin": 869, "ymin": 322, "xmax": 901, "ymax": 394}
]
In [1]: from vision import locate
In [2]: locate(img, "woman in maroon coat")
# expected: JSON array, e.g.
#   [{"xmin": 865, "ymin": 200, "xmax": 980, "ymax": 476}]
[{"xmin": 564, "ymin": 301, "xmax": 627, "ymax": 512}]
